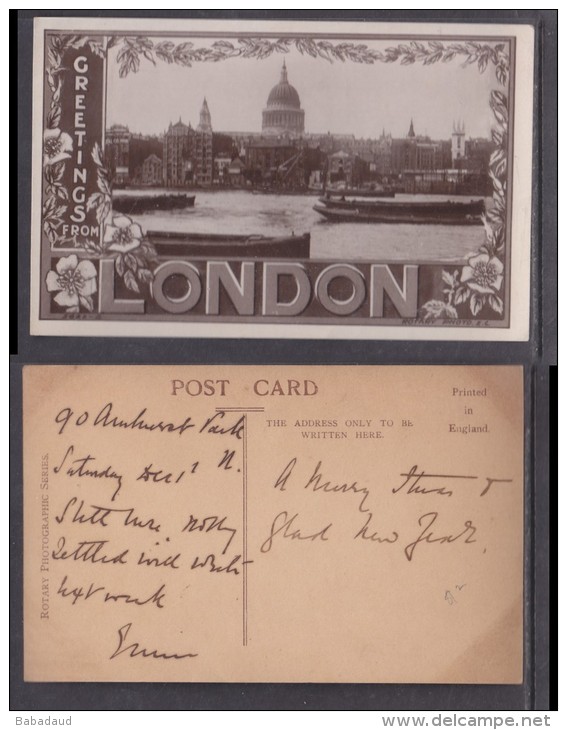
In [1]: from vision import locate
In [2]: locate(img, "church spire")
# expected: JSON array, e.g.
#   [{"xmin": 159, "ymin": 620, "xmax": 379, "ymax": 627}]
[
  {"xmin": 408, "ymin": 118, "xmax": 415, "ymax": 138},
  {"xmin": 197, "ymin": 97, "xmax": 212, "ymax": 133}
]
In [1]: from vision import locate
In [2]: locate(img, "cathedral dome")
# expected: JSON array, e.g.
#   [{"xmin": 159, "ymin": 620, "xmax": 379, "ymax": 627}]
[
  {"xmin": 266, "ymin": 63, "xmax": 301, "ymax": 109},
  {"xmin": 262, "ymin": 61, "xmax": 305, "ymax": 136}
]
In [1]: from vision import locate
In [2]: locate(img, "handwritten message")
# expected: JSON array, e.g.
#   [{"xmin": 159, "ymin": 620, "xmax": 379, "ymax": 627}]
[{"xmin": 24, "ymin": 366, "xmax": 524, "ymax": 683}]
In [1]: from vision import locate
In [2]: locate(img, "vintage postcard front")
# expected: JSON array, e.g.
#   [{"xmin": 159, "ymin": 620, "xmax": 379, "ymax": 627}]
[
  {"xmin": 30, "ymin": 18, "xmax": 533, "ymax": 340},
  {"xmin": 24, "ymin": 365, "xmax": 524, "ymax": 683}
]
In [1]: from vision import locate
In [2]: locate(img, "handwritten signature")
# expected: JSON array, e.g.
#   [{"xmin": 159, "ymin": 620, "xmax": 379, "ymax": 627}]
[{"xmin": 110, "ymin": 623, "xmax": 198, "ymax": 660}]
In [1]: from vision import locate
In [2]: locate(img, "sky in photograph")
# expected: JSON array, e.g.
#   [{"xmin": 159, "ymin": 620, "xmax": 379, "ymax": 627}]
[{"xmin": 105, "ymin": 38, "xmax": 499, "ymax": 140}]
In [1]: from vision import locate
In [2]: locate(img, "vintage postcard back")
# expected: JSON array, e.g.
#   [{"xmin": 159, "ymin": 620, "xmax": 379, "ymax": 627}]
[
  {"xmin": 30, "ymin": 17, "xmax": 534, "ymax": 340},
  {"xmin": 24, "ymin": 365, "xmax": 524, "ymax": 683}
]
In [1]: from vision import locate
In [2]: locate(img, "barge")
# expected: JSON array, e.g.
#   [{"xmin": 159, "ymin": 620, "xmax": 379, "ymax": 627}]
[
  {"xmin": 147, "ymin": 230, "xmax": 310, "ymax": 258},
  {"xmin": 313, "ymin": 198, "xmax": 484, "ymax": 225},
  {"xmin": 113, "ymin": 194, "xmax": 196, "ymax": 215}
]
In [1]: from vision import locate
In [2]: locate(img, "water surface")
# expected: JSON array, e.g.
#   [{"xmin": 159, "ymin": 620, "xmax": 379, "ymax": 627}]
[{"xmin": 117, "ymin": 189, "xmax": 488, "ymax": 263}]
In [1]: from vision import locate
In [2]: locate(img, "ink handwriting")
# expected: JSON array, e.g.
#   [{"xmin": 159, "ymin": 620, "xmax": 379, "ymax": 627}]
[
  {"xmin": 260, "ymin": 511, "xmax": 332, "ymax": 553},
  {"xmin": 53, "ymin": 445, "xmax": 123, "ymax": 500},
  {"xmin": 110, "ymin": 623, "xmax": 198, "ymax": 660},
  {"xmin": 57, "ymin": 574, "xmax": 166, "ymax": 608}
]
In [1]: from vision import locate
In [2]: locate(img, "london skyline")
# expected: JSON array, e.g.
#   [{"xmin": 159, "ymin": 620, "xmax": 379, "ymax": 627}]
[{"xmin": 106, "ymin": 39, "xmax": 498, "ymax": 140}]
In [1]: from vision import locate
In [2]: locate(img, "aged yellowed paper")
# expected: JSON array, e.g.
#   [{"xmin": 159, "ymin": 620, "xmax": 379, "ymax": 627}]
[
  {"xmin": 24, "ymin": 365, "xmax": 523, "ymax": 682},
  {"xmin": 30, "ymin": 18, "xmax": 534, "ymax": 340}
]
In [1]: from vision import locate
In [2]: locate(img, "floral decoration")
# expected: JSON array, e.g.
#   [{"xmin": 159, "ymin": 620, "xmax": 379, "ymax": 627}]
[
  {"xmin": 46, "ymin": 255, "xmax": 97, "ymax": 312},
  {"xmin": 104, "ymin": 215, "xmax": 143, "ymax": 254},
  {"xmin": 420, "ymin": 299, "xmax": 458, "ymax": 322},
  {"xmin": 421, "ymin": 248, "xmax": 505, "ymax": 321},
  {"xmin": 461, "ymin": 252, "xmax": 504, "ymax": 295},
  {"xmin": 43, "ymin": 128, "xmax": 73, "ymax": 167}
]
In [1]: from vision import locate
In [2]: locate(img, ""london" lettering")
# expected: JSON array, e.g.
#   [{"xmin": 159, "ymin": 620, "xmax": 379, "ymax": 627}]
[{"xmin": 98, "ymin": 259, "xmax": 418, "ymax": 319}]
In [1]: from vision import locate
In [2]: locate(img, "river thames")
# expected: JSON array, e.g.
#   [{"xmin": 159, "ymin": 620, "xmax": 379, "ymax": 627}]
[{"xmin": 117, "ymin": 189, "xmax": 488, "ymax": 264}]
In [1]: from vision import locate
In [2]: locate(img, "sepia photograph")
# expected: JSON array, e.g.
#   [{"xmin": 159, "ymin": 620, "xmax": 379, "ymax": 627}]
[
  {"xmin": 30, "ymin": 18, "xmax": 534, "ymax": 338},
  {"xmin": 105, "ymin": 43, "xmax": 496, "ymax": 262}
]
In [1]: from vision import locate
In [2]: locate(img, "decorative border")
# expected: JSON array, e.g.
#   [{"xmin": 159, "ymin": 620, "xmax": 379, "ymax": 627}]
[{"xmin": 31, "ymin": 20, "xmax": 534, "ymax": 340}]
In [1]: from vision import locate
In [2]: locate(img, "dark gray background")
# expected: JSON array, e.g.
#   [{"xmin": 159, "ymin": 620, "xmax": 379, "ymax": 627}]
[{"xmin": 11, "ymin": 8, "xmax": 557, "ymax": 712}]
